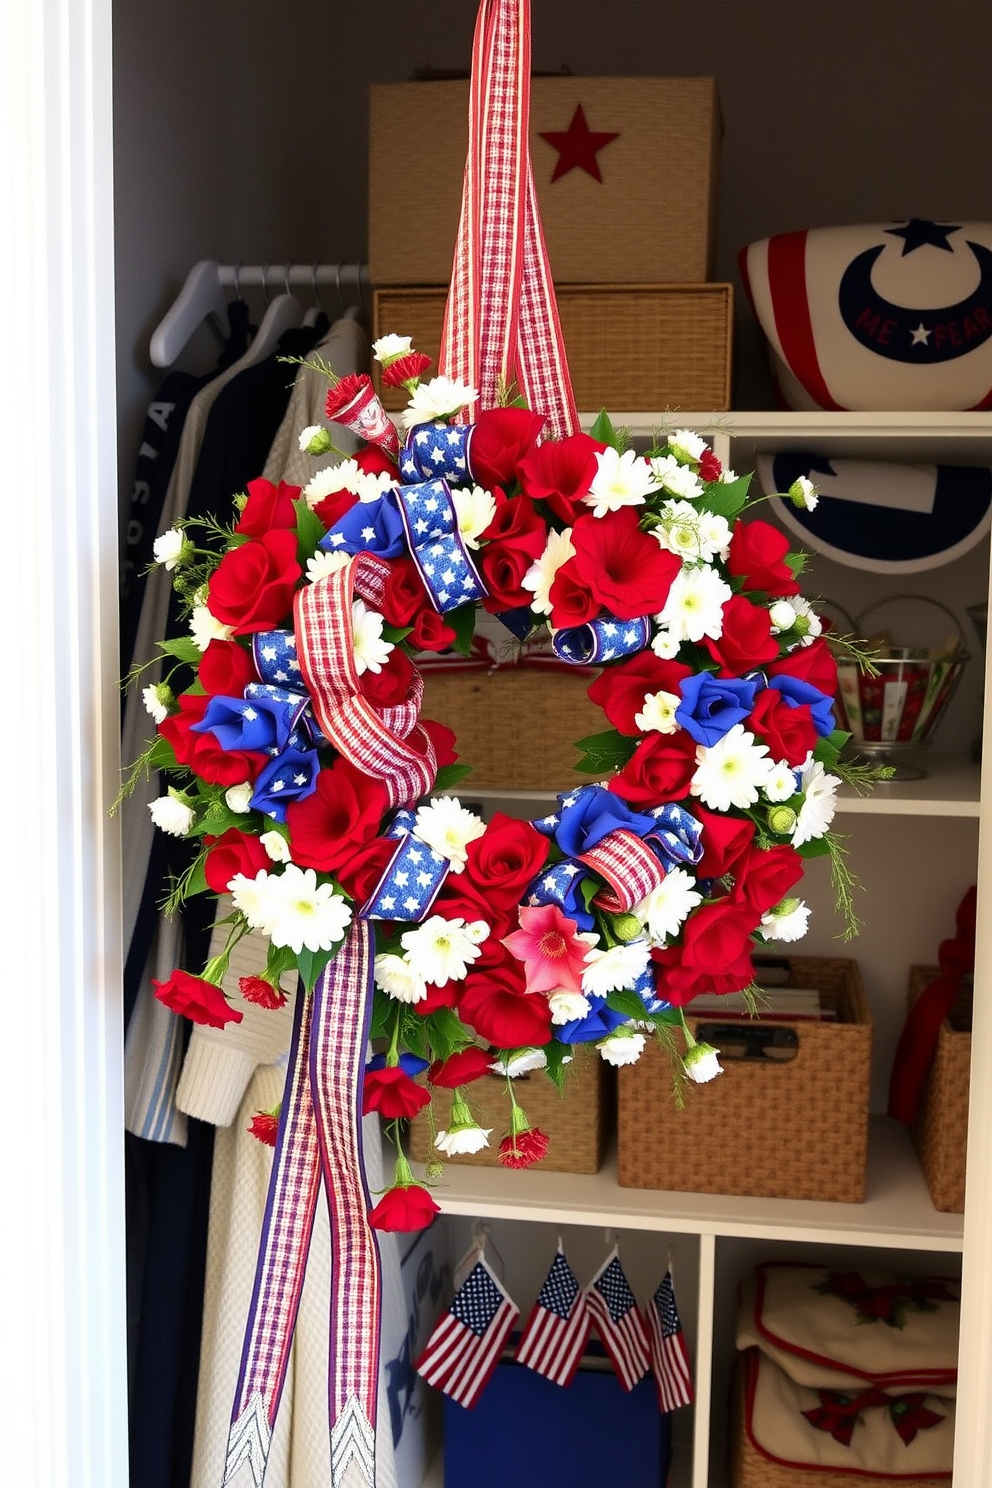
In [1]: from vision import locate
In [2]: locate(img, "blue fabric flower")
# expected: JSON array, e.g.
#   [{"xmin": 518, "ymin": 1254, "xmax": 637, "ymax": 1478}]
[
  {"xmin": 192, "ymin": 692, "xmax": 304, "ymax": 754},
  {"xmin": 249, "ymin": 746, "xmax": 320, "ymax": 822},
  {"xmin": 675, "ymin": 673, "xmax": 759, "ymax": 746},
  {"xmin": 320, "ymin": 488, "xmax": 407, "ymax": 559},
  {"xmin": 366, "ymin": 1051, "xmax": 429, "ymax": 1077},
  {"xmin": 554, "ymin": 997, "xmax": 629, "ymax": 1044},
  {"xmin": 769, "ymin": 675, "xmax": 837, "ymax": 737},
  {"xmin": 551, "ymin": 785, "xmax": 658, "ymax": 857}
]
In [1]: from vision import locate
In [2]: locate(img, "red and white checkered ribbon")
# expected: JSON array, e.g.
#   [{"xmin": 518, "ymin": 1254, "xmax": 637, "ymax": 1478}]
[
  {"xmin": 295, "ymin": 552, "xmax": 437, "ymax": 809},
  {"xmin": 439, "ymin": 0, "xmax": 579, "ymax": 439},
  {"xmin": 225, "ymin": 921, "xmax": 380, "ymax": 1488},
  {"xmin": 580, "ymin": 828, "xmax": 666, "ymax": 913}
]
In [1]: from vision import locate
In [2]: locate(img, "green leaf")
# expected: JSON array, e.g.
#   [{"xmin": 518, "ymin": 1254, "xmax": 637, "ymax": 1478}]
[
  {"xmin": 422, "ymin": 1007, "xmax": 471, "ymax": 1063},
  {"xmin": 185, "ymin": 855, "xmax": 209, "ymax": 899},
  {"xmin": 295, "ymin": 942, "xmax": 341, "ymax": 993},
  {"xmin": 158, "ymin": 636, "xmax": 203, "ymax": 667},
  {"xmin": 797, "ymin": 835, "xmax": 832, "ymax": 859},
  {"xmin": 589, "ymin": 409, "xmax": 622, "ymax": 451},
  {"xmin": 543, "ymin": 1040, "xmax": 573, "ymax": 1092},
  {"xmin": 573, "ymin": 728, "xmax": 638, "ymax": 775},
  {"xmin": 435, "ymin": 762, "xmax": 474, "ymax": 790},
  {"xmin": 370, "ymin": 990, "xmax": 393, "ymax": 1042},
  {"xmin": 785, "ymin": 550, "xmax": 810, "ymax": 577},
  {"xmin": 382, "ymin": 623, "xmax": 413, "ymax": 644},
  {"xmin": 606, "ymin": 988, "xmax": 653, "ymax": 1021},
  {"xmin": 701, "ymin": 472, "xmax": 751, "ymax": 519},
  {"xmin": 293, "ymin": 497, "xmax": 327, "ymax": 566},
  {"xmin": 446, "ymin": 602, "xmax": 478, "ymax": 659},
  {"xmin": 146, "ymin": 735, "xmax": 180, "ymax": 772}
]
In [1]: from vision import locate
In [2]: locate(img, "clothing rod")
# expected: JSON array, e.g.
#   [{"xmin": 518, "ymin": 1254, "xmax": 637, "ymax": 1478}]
[{"xmin": 214, "ymin": 263, "xmax": 368, "ymax": 291}]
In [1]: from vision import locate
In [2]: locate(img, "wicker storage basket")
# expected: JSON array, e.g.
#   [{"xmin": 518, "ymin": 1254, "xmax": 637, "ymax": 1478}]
[
  {"xmin": 909, "ymin": 964, "xmax": 972, "ymax": 1214},
  {"xmin": 407, "ymin": 1044, "xmax": 611, "ymax": 1174},
  {"xmin": 373, "ymin": 284, "xmax": 732, "ymax": 413},
  {"xmin": 730, "ymin": 1351, "xmax": 951, "ymax": 1488},
  {"xmin": 370, "ymin": 76, "xmax": 721, "ymax": 287},
  {"xmin": 617, "ymin": 956, "xmax": 872, "ymax": 1202},
  {"xmin": 421, "ymin": 667, "xmax": 602, "ymax": 791}
]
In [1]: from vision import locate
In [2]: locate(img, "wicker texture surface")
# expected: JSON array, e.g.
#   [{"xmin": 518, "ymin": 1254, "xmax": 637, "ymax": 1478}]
[
  {"xmin": 909, "ymin": 965, "xmax": 971, "ymax": 1214},
  {"xmin": 373, "ymin": 283, "xmax": 732, "ymax": 412},
  {"xmin": 407, "ymin": 1045, "xmax": 611, "ymax": 1174},
  {"xmin": 617, "ymin": 956, "xmax": 872, "ymax": 1202}
]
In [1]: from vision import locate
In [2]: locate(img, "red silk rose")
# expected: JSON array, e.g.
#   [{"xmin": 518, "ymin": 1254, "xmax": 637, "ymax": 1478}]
[
  {"xmin": 203, "ymin": 827, "xmax": 272, "ymax": 894},
  {"xmin": 235, "ymin": 477, "xmax": 301, "ymax": 535},
  {"xmin": 428, "ymin": 1045, "xmax": 495, "ymax": 1087},
  {"xmin": 462, "ymin": 813, "xmax": 550, "ymax": 909},
  {"xmin": 587, "ymin": 652, "xmax": 693, "ymax": 736},
  {"xmin": 362, "ymin": 1066, "xmax": 431, "ymax": 1119},
  {"xmin": 548, "ymin": 559, "xmax": 602, "ymax": 628},
  {"xmin": 518, "ymin": 432, "xmax": 603, "ymax": 524},
  {"xmin": 360, "ymin": 646, "xmax": 418, "ymax": 710},
  {"xmin": 354, "ymin": 445, "xmax": 399, "ymax": 478},
  {"xmin": 207, "ymin": 528, "xmax": 302, "ymax": 633},
  {"xmin": 651, "ymin": 941, "xmax": 756, "ymax": 1004},
  {"xmin": 379, "ymin": 556, "xmax": 430, "ymax": 627},
  {"xmin": 703, "ymin": 594, "xmax": 780, "ymax": 675},
  {"xmin": 479, "ymin": 540, "xmax": 540, "ymax": 611},
  {"xmin": 159, "ymin": 693, "xmax": 267, "ymax": 786},
  {"xmin": 571, "ymin": 508, "xmax": 681, "ymax": 620},
  {"xmin": 727, "ymin": 518, "xmax": 801, "ymax": 597},
  {"xmin": 420, "ymin": 718, "xmax": 459, "ymax": 768},
  {"xmin": 285, "ymin": 756, "xmax": 390, "ymax": 873},
  {"xmin": 197, "ymin": 638, "xmax": 258, "ymax": 697},
  {"xmin": 311, "ymin": 487, "xmax": 359, "ymax": 530},
  {"xmin": 692, "ymin": 806, "xmax": 755, "ymax": 879},
  {"xmin": 610, "ymin": 730, "xmax": 697, "ymax": 804},
  {"xmin": 768, "ymin": 637, "xmax": 838, "ymax": 697},
  {"xmin": 469, "ymin": 407, "xmax": 546, "ymax": 488},
  {"xmin": 747, "ymin": 686, "xmax": 817, "ymax": 767},
  {"xmin": 368, "ymin": 1182, "xmax": 440, "ymax": 1233},
  {"xmin": 681, "ymin": 898, "xmax": 763, "ymax": 973},
  {"xmin": 480, "ymin": 493, "xmax": 547, "ymax": 559},
  {"xmin": 153, "ymin": 968, "xmax": 243, "ymax": 1029},
  {"xmin": 459, "ymin": 956, "xmax": 553, "ymax": 1047},
  {"xmin": 333, "ymin": 836, "xmax": 398, "ymax": 906},
  {"xmin": 731, "ymin": 844, "xmax": 804, "ymax": 914},
  {"xmin": 408, "ymin": 607, "xmax": 457, "ymax": 651}
]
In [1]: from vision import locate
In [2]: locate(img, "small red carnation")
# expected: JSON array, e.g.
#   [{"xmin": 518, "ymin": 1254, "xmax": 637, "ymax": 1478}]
[
  {"xmin": 498, "ymin": 1127, "xmax": 550, "ymax": 1169},
  {"xmin": 381, "ymin": 351, "xmax": 432, "ymax": 388},
  {"xmin": 325, "ymin": 372, "xmax": 373, "ymax": 421},
  {"xmin": 239, "ymin": 975, "xmax": 288, "ymax": 1010},
  {"xmin": 363, "ymin": 1066, "xmax": 431, "ymax": 1120},
  {"xmin": 698, "ymin": 447, "xmax": 723, "ymax": 481},
  {"xmin": 153, "ymin": 968, "xmax": 243, "ymax": 1029},
  {"xmin": 248, "ymin": 1109, "xmax": 280, "ymax": 1147}
]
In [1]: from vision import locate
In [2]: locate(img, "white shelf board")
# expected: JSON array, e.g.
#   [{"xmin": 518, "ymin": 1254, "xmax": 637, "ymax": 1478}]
[{"xmin": 414, "ymin": 1116, "xmax": 962, "ymax": 1252}]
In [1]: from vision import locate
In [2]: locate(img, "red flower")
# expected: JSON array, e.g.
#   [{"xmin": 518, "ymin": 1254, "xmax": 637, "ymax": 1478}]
[
  {"xmin": 650, "ymin": 941, "xmax": 756, "ymax": 1006},
  {"xmin": 239, "ymin": 975, "xmax": 288, "ymax": 1010},
  {"xmin": 152, "ymin": 968, "xmax": 243, "ymax": 1029},
  {"xmin": 693, "ymin": 806, "xmax": 755, "ymax": 880},
  {"xmin": 360, "ymin": 645, "xmax": 418, "ymax": 710},
  {"xmin": 420, "ymin": 718, "xmax": 460, "ymax": 768},
  {"xmin": 518, "ymin": 432, "xmax": 604, "ymax": 524},
  {"xmin": 768, "ymin": 637, "xmax": 838, "ymax": 697},
  {"xmin": 610, "ymin": 729, "xmax": 697, "ymax": 805},
  {"xmin": 433, "ymin": 876, "xmax": 506, "ymax": 940},
  {"xmin": 469, "ymin": 407, "xmax": 546, "ymax": 489},
  {"xmin": 702, "ymin": 594, "xmax": 780, "ymax": 676},
  {"xmin": 381, "ymin": 351, "xmax": 432, "ymax": 388},
  {"xmin": 311, "ymin": 487, "xmax": 359, "ymax": 531},
  {"xmin": 731, "ymin": 844, "xmax": 804, "ymax": 914},
  {"xmin": 158, "ymin": 693, "xmax": 267, "ymax": 786},
  {"xmin": 681, "ymin": 898, "xmax": 763, "ymax": 973},
  {"xmin": 587, "ymin": 652, "xmax": 692, "ymax": 736},
  {"xmin": 380, "ymin": 556, "xmax": 430, "ymax": 626},
  {"xmin": 325, "ymin": 372, "xmax": 373, "ymax": 421},
  {"xmin": 411, "ymin": 980, "xmax": 461, "ymax": 1015},
  {"xmin": 197, "ymin": 639, "xmax": 257, "ymax": 697},
  {"xmin": 368, "ymin": 1183, "xmax": 440, "ymax": 1233},
  {"xmin": 334, "ymin": 836, "xmax": 398, "ymax": 906},
  {"xmin": 408, "ymin": 607, "xmax": 457, "ymax": 651},
  {"xmin": 428, "ymin": 1046, "xmax": 495, "ymax": 1088},
  {"xmin": 248, "ymin": 1110, "xmax": 280, "ymax": 1146},
  {"xmin": 207, "ymin": 528, "xmax": 302, "ymax": 634},
  {"xmin": 235, "ymin": 477, "xmax": 301, "ymax": 536},
  {"xmin": 462, "ymin": 813, "xmax": 550, "ymax": 909},
  {"xmin": 727, "ymin": 518, "xmax": 800, "ymax": 597},
  {"xmin": 698, "ymin": 447, "xmax": 723, "ymax": 481},
  {"xmin": 459, "ymin": 956, "xmax": 553, "ymax": 1048},
  {"xmin": 571, "ymin": 508, "xmax": 681, "ymax": 620},
  {"xmin": 285, "ymin": 756, "xmax": 390, "ymax": 873},
  {"xmin": 479, "ymin": 540, "xmax": 538, "ymax": 611},
  {"xmin": 480, "ymin": 494, "xmax": 547, "ymax": 558},
  {"xmin": 203, "ymin": 827, "xmax": 271, "ymax": 894},
  {"xmin": 747, "ymin": 686, "xmax": 817, "ymax": 767},
  {"xmin": 498, "ymin": 1127, "xmax": 550, "ymax": 1168},
  {"xmin": 548, "ymin": 558, "xmax": 601, "ymax": 628},
  {"xmin": 354, "ymin": 445, "xmax": 399, "ymax": 479},
  {"xmin": 363, "ymin": 1066, "xmax": 431, "ymax": 1119}
]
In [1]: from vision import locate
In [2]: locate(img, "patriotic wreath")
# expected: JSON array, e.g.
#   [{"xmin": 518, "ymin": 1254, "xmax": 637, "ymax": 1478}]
[{"xmin": 131, "ymin": 338, "xmax": 861, "ymax": 1233}]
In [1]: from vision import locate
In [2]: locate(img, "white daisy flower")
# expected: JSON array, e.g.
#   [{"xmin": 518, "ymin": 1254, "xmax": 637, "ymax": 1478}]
[
  {"xmin": 668, "ymin": 428, "xmax": 709, "ymax": 464},
  {"xmin": 633, "ymin": 868, "xmax": 703, "ymax": 944},
  {"xmin": 698, "ymin": 510, "xmax": 733, "ymax": 562},
  {"xmin": 522, "ymin": 527, "xmax": 575, "ymax": 616},
  {"xmin": 657, "ymin": 564, "xmax": 732, "ymax": 643},
  {"xmin": 789, "ymin": 474, "xmax": 819, "ymax": 510},
  {"xmin": 229, "ymin": 868, "xmax": 284, "ymax": 934},
  {"xmin": 634, "ymin": 688, "xmax": 682, "ymax": 734},
  {"xmin": 351, "ymin": 597, "xmax": 394, "ymax": 676},
  {"xmin": 792, "ymin": 758, "xmax": 840, "ymax": 846},
  {"xmin": 224, "ymin": 782, "xmax": 254, "ymax": 814},
  {"xmin": 434, "ymin": 1124, "xmax": 491, "ymax": 1156},
  {"xmin": 684, "ymin": 1040, "xmax": 723, "ymax": 1084},
  {"xmin": 764, "ymin": 761, "xmax": 800, "ymax": 803},
  {"xmin": 583, "ymin": 447, "xmax": 658, "ymax": 518},
  {"xmin": 152, "ymin": 527, "xmax": 188, "ymax": 569},
  {"xmin": 306, "ymin": 549, "xmax": 352, "ymax": 585},
  {"xmin": 374, "ymin": 952, "xmax": 428, "ymax": 1005},
  {"xmin": 413, "ymin": 796, "xmax": 486, "ymax": 873},
  {"xmin": 691, "ymin": 724, "xmax": 774, "ymax": 812},
  {"xmin": 398, "ymin": 376, "xmax": 478, "ymax": 431},
  {"xmin": 490, "ymin": 1048, "xmax": 549, "ymax": 1078},
  {"xmin": 190, "ymin": 604, "xmax": 234, "ymax": 651},
  {"xmin": 582, "ymin": 939, "xmax": 651, "ymax": 998},
  {"xmin": 651, "ymin": 627, "xmax": 683, "ymax": 660},
  {"xmin": 597, "ymin": 1032, "xmax": 647, "ymax": 1067},
  {"xmin": 451, "ymin": 483, "xmax": 497, "ymax": 549},
  {"xmin": 790, "ymin": 596, "xmax": 823, "ymax": 646},
  {"xmin": 649, "ymin": 452, "xmax": 704, "ymax": 500},
  {"xmin": 548, "ymin": 989, "xmax": 592, "ymax": 1025},
  {"xmin": 653, "ymin": 500, "xmax": 704, "ymax": 562},
  {"xmin": 372, "ymin": 334, "xmax": 413, "ymax": 364},
  {"xmin": 400, "ymin": 915, "xmax": 485, "ymax": 987},
  {"xmin": 260, "ymin": 830, "xmax": 292, "ymax": 863},
  {"xmin": 761, "ymin": 898, "xmax": 811, "ymax": 942},
  {"xmin": 142, "ymin": 682, "xmax": 172, "ymax": 725},
  {"xmin": 303, "ymin": 457, "xmax": 363, "ymax": 506},
  {"xmin": 464, "ymin": 919, "xmax": 492, "ymax": 944},
  {"xmin": 718, "ymin": 467, "xmax": 739, "ymax": 483},
  {"xmin": 264, "ymin": 864, "xmax": 352, "ymax": 954},
  {"xmin": 148, "ymin": 790, "xmax": 194, "ymax": 837}
]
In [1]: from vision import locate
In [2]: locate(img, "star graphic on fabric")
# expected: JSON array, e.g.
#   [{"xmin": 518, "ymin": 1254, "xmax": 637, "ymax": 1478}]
[
  {"xmin": 910, "ymin": 323, "xmax": 932, "ymax": 345},
  {"xmin": 262, "ymin": 645, "xmax": 277, "ymax": 661},
  {"xmin": 274, "ymin": 669, "xmax": 288, "ymax": 682},
  {"xmin": 415, "ymin": 518, "xmax": 428, "ymax": 533},
  {"xmin": 408, "ymin": 848, "xmax": 423, "ymax": 862},
  {"xmin": 539, "ymin": 103, "xmax": 619, "ymax": 184},
  {"xmin": 395, "ymin": 872, "xmax": 409, "ymax": 887},
  {"xmin": 425, "ymin": 497, "xmax": 439, "ymax": 512},
  {"xmin": 381, "ymin": 895, "xmax": 395, "ymax": 910},
  {"xmin": 288, "ymin": 658, "xmax": 300, "ymax": 671},
  {"xmin": 417, "ymin": 872, "xmax": 432, "ymax": 887},
  {"xmin": 447, "ymin": 429, "xmax": 461, "ymax": 445},
  {"xmin": 415, "ymin": 429, "xmax": 430, "ymax": 445},
  {"xmin": 404, "ymin": 896, "xmax": 419, "ymax": 912},
  {"xmin": 242, "ymin": 706, "xmax": 258, "ymax": 721},
  {"xmin": 885, "ymin": 218, "xmax": 961, "ymax": 255}
]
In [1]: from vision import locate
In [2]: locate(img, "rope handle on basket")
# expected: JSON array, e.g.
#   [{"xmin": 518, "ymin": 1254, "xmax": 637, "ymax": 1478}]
[{"xmin": 438, "ymin": 0, "xmax": 579, "ymax": 439}]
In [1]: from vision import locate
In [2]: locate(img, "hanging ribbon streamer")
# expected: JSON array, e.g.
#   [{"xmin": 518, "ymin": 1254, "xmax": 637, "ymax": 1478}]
[
  {"xmin": 392, "ymin": 478, "xmax": 488, "ymax": 613},
  {"xmin": 438, "ymin": 0, "xmax": 579, "ymax": 439}
]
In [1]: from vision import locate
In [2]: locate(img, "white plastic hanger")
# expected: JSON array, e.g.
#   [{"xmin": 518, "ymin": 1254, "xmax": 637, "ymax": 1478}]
[
  {"xmin": 149, "ymin": 258, "xmax": 232, "ymax": 368},
  {"xmin": 230, "ymin": 264, "xmax": 304, "ymax": 369}
]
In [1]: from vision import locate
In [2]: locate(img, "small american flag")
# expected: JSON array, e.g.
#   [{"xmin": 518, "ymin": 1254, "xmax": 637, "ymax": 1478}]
[
  {"xmin": 415, "ymin": 1255, "xmax": 519, "ymax": 1409},
  {"xmin": 646, "ymin": 1270, "xmax": 694, "ymax": 1412},
  {"xmin": 585, "ymin": 1248, "xmax": 651, "ymax": 1392},
  {"xmin": 515, "ymin": 1246, "xmax": 592, "ymax": 1387}
]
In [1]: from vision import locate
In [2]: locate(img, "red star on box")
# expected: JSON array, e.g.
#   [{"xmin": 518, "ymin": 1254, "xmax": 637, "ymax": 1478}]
[{"xmin": 538, "ymin": 103, "xmax": 620, "ymax": 183}]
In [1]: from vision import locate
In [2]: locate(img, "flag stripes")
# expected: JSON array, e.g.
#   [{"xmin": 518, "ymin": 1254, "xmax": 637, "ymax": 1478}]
[
  {"xmin": 646, "ymin": 1270, "xmax": 694, "ymax": 1412},
  {"xmin": 515, "ymin": 1248, "xmax": 591, "ymax": 1387},
  {"xmin": 416, "ymin": 1257, "xmax": 519, "ymax": 1409},
  {"xmin": 585, "ymin": 1250, "xmax": 651, "ymax": 1392}
]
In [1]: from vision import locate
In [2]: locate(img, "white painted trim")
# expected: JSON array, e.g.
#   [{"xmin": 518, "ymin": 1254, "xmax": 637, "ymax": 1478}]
[{"xmin": 0, "ymin": 0, "xmax": 127, "ymax": 1483}]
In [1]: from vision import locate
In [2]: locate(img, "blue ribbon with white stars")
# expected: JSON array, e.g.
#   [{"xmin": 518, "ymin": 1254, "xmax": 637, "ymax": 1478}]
[
  {"xmin": 521, "ymin": 858, "xmax": 596, "ymax": 932},
  {"xmin": 629, "ymin": 961, "xmax": 671, "ymax": 1016},
  {"xmin": 251, "ymin": 630, "xmax": 327, "ymax": 747},
  {"xmin": 361, "ymin": 814, "xmax": 451, "ymax": 922},
  {"xmin": 400, "ymin": 421, "xmax": 476, "ymax": 484},
  {"xmin": 551, "ymin": 614, "xmax": 651, "ymax": 665},
  {"xmin": 392, "ymin": 478, "xmax": 487, "ymax": 613},
  {"xmin": 646, "ymin": 803, "xmax": 704, "ymax": 871}
]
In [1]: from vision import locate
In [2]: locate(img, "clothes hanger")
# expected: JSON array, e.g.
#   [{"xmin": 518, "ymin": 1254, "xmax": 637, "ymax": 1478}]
[
  {"xmin": 149, "ymin": 258, "xmax": 231, "ymax": 368},
  {"xmin": 302, "ymin": 262, "xmax": 324, "ymax": 328},
  {"xmin": 229, "ymin": 263, "xmax": 304, "ymax": 370}
]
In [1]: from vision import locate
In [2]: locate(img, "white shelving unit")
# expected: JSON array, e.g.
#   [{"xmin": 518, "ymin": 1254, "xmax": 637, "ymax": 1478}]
[{"xmin": 416, "ymin": 409, "xmax": 992, "ymax": 1488}]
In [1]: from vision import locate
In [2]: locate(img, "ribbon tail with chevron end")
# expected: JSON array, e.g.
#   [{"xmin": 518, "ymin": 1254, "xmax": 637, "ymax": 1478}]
[
  {"xmin": 330, "ymin": 1394, "xmax": 377, "ymax": 1488},
  {"xmin": 223, "ymin": 1391, "xmax": 273, "ymax": 1488}
]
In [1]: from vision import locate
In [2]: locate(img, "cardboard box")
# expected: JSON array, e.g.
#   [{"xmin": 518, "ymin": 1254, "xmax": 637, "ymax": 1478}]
[{"xmin": 369, "ymin": 76, "xmax": 721, "ymax": 287}]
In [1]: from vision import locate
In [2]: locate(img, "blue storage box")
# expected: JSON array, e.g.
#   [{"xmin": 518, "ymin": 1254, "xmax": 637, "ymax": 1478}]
[{"xmin": 443, "ymin": 1347, "xmax": 673, "ymax": 1488}]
